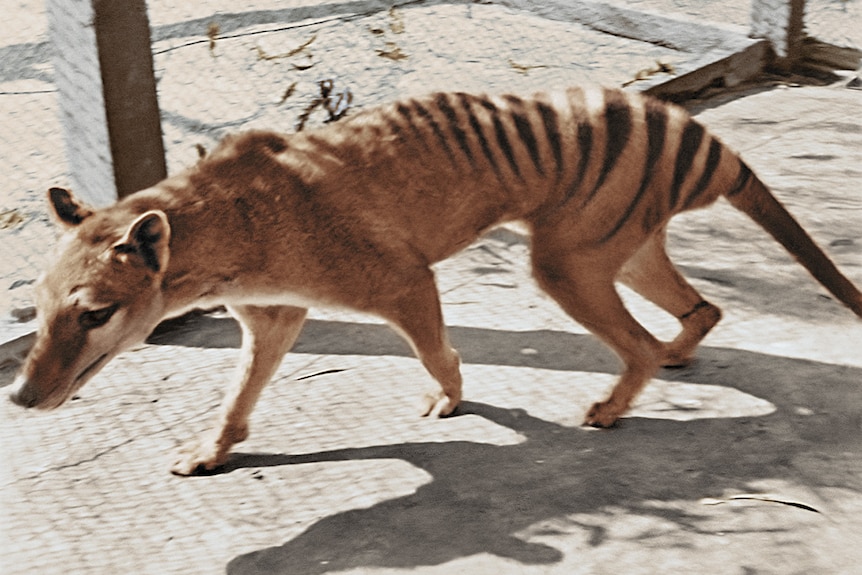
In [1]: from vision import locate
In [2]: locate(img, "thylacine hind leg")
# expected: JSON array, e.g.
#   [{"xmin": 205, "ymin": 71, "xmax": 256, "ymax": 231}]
[
  {"xmin": 618, "ymin": 229, "xmax": 722, "ymax": 367},
  {"xmin": 531, "ymin": 244, "xmax": 663, "ymax": 427}
]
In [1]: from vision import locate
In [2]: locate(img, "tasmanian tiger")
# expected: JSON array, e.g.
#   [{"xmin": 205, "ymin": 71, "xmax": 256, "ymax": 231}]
[{"xmin": 9, "ymin": 87, "xmax": 862, "ymax": 475}]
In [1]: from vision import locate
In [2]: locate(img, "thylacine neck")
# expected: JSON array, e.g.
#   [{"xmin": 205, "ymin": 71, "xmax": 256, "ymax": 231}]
[{"xmin": 118, "ymin": 177, "xmax": 257, "ymax": 315}]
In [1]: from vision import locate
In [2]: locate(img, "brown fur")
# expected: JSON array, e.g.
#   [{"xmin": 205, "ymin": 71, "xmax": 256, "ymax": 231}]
[{"xmin": 10, "ymin": 87, "xmax": 862, "ymax": 475}]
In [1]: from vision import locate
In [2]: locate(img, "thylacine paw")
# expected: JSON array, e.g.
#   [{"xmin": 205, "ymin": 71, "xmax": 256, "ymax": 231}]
[
  {"xmin": 170, "ymin": 435, "xmax": 233, "ymax": 476},
  {"xmin": 660, "ymin": 351, "xmax": 694, "ymax": 368},
  {"xmin": 583, "ymin": 400, "xmax": 624, "ymax": 428},
  {"xmin": 420, "ymin": 390, "xmax": 460, "ymax": 418}
]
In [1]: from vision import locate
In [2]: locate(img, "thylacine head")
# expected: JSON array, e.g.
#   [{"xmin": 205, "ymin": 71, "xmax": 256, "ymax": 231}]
[{"xmin": 9, "ymin": 187, "xmax": 171, "ymax": 409}]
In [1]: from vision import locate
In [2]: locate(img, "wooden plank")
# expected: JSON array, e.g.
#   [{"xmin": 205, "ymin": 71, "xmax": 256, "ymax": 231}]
[{"xmin": 496, "ymin": 0, "xmax": 769, "ymax": 99}]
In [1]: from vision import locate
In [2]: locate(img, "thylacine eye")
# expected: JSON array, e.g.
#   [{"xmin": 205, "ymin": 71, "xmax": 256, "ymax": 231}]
[{"xmin": 79, "ymin": 304, "xmax": 119, "ymax": 330}]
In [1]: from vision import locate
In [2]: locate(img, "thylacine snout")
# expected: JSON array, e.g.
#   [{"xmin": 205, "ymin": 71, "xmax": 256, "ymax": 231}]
[{"xmin": 9, "ymin": 352, "xmax": 109, "ymax": 409}]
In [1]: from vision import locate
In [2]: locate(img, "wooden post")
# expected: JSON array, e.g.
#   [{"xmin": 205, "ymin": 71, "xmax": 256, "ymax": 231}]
[
  {"xmin": 750, "ymin": 0, "xmax": 806, "ymax": 69},
  {"xmin": 46, "ymin": 0, "xmax": 166, "ymax": 206}
]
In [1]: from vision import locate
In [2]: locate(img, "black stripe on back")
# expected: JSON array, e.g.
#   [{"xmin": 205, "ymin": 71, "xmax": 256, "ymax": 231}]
[
  {"xmin": 565, "ymin": 122, "xmax": 593, "ymax": 202},
  {"xmin": 457, "ymin": 93, "xmax": 504, "ymax": 180},
  {"xmin": 670, "ymin": 120, "xmax": 705, "ymax": 210},
  {"xmin": 396, "ymin": 103, "xmax": 431, "ymax": 152},
  {"xmin": 385, "ymin": 117, "xmax": 405, "ymax": 139},
  {"xmin": 578, "ymin": 89, "xmax": 632, "ymax": 206},
  {"xmin": 386, "ymin": 114, "xmax": 414, "ymax": 149},
  {"xmin": 567, "ymin": 121, "xmax": 593, "ymax": 202},
  {"xmin": 435, "ymin": 93, "xmax": 476, "ymax": 168},
  {"xmin": 682, "ymin": 137, "xmax": 722, "ymax": 209},
  {"xmin": 600, "ymin": 102, "xmax": 668, "ymax": 242},
  {"xmin": 480, "ymin": 99, "xmax": 522, "ymax": 179},
  {"xmin": 535, "ymin": 100, "xmax": 564, "ymax": 180},
  {"xmin": 504, "ymin": 95, "xmax": 544, "ymax": 177},
  {"xmin": 726, "ymin": 161, "xmax": 752, "ymax": 197},
  {"xmin": 409, "ymin": 99, "xmax": 457, "ymax": 165}
]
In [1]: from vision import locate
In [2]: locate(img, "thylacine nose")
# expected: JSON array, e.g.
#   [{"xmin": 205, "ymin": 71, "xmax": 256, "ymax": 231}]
[{"xmin": 8, "ymin": 375, "xmax": 39, "ymax": 408}]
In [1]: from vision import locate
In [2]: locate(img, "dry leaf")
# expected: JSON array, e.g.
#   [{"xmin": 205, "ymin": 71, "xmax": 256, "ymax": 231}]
[
  {"xmin": 255, "ymin": 35, "xmax": 317, "ymax": 61},
  {"xmin": 389, "ymin": 7, "xmax": 405, "ymax": 34},
  {"xmin": 508, "ymin": 59, "xmax": 548, "ymax": 75},
  {"xmin": 378, "ymin": 42, "xmax": 408, "ymax": 61},
  {"xmin": 0, "ymin": 209, "xmax": 25, "ymax": 230},
  {"xmin": 207, "ymin": 22, "xmax": 219, "ymax": 55}
]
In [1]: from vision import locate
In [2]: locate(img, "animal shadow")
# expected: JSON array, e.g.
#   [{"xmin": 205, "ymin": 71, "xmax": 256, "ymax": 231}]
[{"xmin": 223, "ymin": 346, "xmax": 861, "ymax": 574}]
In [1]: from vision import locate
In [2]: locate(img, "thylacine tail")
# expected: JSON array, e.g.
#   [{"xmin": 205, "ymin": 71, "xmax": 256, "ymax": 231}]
[{"xmin": 723, "ymin": 165, "xmax": 862, "ymax": 318}]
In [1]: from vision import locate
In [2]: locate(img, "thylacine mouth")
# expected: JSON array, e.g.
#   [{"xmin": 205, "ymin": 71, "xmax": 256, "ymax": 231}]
[
  {"xmin": 76, "ymin": 353, "xmax": 109, "ymax": 384},
  {"xmin": 11, "ymin": 352, "xmax": 108, "ymax": 409},
  {"xmin": 41, "ymin": 353, "xmax": 112, "ymax": 408}
]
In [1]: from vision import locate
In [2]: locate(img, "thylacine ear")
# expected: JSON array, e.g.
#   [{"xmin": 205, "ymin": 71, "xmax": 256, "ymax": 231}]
[
  {"xmin": 48, "ymin": 187, "xmax": 95, "ymax": 227},
  {"xmin": 113, "ymin": 210, "xmax": 171, "ymax": 273}
]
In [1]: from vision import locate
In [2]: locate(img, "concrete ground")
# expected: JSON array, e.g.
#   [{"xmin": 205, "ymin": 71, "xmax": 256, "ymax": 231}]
[{"xmin": 1, "ymin": 1, "xmax": 861, "ymax": 574}]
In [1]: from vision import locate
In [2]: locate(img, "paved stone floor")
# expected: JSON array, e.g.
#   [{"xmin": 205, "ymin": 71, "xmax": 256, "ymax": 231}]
[{"xmin": 1, "ymin": 1, "xmax": 861, "ymax": 574}]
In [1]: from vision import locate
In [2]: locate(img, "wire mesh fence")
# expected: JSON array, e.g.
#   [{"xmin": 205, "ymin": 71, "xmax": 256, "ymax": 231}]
[
  {"xmin": 1, "ymin": 0, "xmax": 859, "ymax": 347},
  {"xmin": 0, "ymin": 0, "xmax": 679, "ymax": 343},
  {"xmin": 1, "ymin": 2, "xmax": 860, "ymax": 573}
]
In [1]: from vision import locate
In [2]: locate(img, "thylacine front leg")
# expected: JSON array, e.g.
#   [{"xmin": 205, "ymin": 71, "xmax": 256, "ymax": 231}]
[
  {"xmin": 372, "ymin": 265, "xmax": 463, "ymax": 418},
  {"xmin": 171, "ymin": 304, "xmax": 307, "ymax": 475}
]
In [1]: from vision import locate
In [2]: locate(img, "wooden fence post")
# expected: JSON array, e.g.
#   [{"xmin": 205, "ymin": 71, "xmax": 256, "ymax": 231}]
[{"xmin": 46, "ymin": 0, "xmax": 166, "ymax": 206}]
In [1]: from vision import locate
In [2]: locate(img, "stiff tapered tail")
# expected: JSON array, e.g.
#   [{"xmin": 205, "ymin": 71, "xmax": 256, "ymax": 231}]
[{"xmin": 725, "ymin": 168, "xmax": 862, "ymax": 317}]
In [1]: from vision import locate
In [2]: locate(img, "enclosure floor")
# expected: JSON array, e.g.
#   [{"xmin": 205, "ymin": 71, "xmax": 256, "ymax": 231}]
[{"xmin": 2, "ymin": 1, "xmax": 861, "ymax": 574}]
